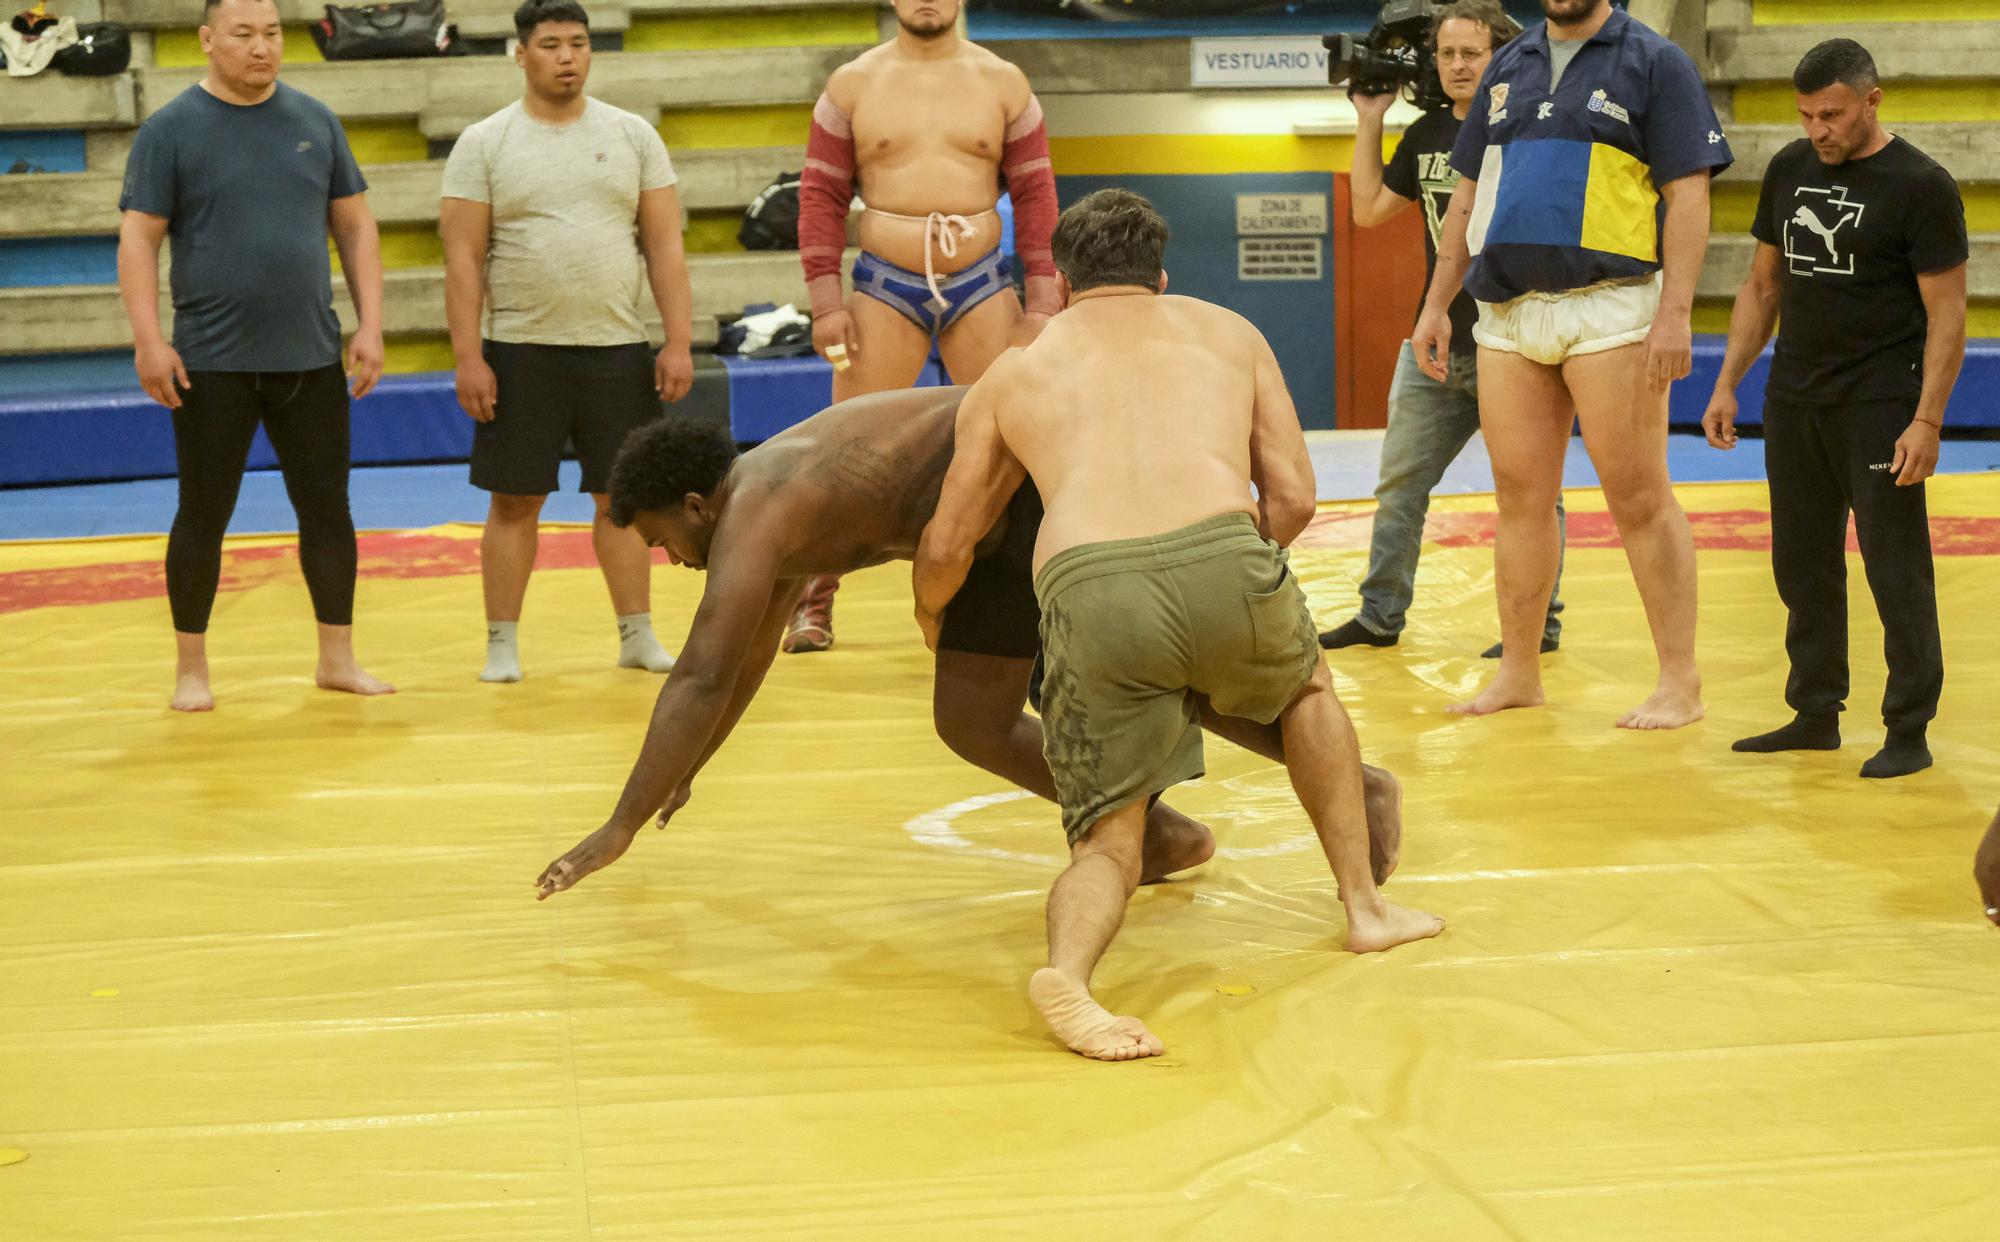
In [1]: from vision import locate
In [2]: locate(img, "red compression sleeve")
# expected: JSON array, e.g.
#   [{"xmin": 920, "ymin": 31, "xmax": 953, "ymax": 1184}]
[
  {"xmin": 801, "ymin": 92, "xmax": 856, "ymax": 318},
  {"xmin": 1002, "ymin": 95, "xmax": 1059, "ymax": 317}
]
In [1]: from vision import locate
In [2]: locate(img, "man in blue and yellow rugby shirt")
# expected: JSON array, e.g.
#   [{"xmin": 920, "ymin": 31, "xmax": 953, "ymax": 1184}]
[{"xmin": 1411, "ymin": 0, "xmax": 1730, "ymax": 731}]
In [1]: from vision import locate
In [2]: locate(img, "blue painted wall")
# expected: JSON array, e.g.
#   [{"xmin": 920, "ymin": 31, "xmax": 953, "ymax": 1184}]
[
  {"xmin": 0, "ymin": 237, "xmax": 121, "ymax": 287},
  {"xmin": 1057, "ymin": 171, "xmax": 1339, "ymax": 428},
  {"xmin": 0, "ymin": 131, "xmax": 88, "ymax": 175}
]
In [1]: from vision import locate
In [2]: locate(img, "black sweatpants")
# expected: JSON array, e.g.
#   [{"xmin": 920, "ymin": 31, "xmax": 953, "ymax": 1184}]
[
  {"xmin": 1763, "ymin": 395, "xmax": 1943, "ymax": 733},
  {"xmin": 167, "ymin": 364, "xmax": 356, "ymax": 633}
]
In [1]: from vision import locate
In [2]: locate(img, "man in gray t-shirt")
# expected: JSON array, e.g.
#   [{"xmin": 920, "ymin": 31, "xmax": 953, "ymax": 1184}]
[
  {"xmin": 116, "ymin": 0, "xmax": 392, "ymax": 713},
  {"xmin": 440, "ymin": 0, "xmax": 696, "ymax": 684}
]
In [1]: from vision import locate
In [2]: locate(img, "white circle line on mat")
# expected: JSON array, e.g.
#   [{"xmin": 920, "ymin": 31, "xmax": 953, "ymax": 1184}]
[{"xmin": 903, "ymin": 790, "xmax": 1308, "ymax": 863}]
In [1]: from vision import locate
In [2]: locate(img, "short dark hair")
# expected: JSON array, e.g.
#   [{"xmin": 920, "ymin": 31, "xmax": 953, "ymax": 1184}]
[
  {"xmin": 204, "ymin": 0, "xmax": 278, "ymax": 19},
  {"xmin": 1430, "ymin": 0, "xmax": 1521, "ymax": 52},
  {"xmin": 514, "ymin": 0, "xmax": 590, "ymax": 41},
  {"xmin": 1051, "ymin": 189, "xmax": 1170, "ymax": 294},
  {"xmin": 607, "ymin": 417, "xmax": 738, "ymax": 526},
  {"xmin": 1794, "ymin": 38, "xmax": 1878, "ymax": 96}
]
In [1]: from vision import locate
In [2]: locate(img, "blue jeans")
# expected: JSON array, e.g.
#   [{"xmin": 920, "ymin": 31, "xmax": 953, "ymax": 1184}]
[{"xmin": 1355, "ymin": 342, "xmax": 1566, "ymax": 641}]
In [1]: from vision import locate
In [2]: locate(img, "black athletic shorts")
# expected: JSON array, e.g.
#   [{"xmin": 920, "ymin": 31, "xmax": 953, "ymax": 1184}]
[
  {"xmin": 937, "ymin": 481, "xmax": 1043, "ymax": 660},
  {"xmin": 471, "ymin": 339, "xmax": 661, "ymax": 495}
]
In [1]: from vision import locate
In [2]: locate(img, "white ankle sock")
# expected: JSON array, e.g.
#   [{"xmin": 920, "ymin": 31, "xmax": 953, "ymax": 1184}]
[
  {"xmin": 481, "ymin": 620, "xmax": 522, "ymax": 683},
  {"xmin": 616, "ymin": 612, "xmax": 675, "ymax": 672}
]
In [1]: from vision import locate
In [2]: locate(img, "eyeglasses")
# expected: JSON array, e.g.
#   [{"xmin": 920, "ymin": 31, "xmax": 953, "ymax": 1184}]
[{"xmin": 1434, "ymin": 48, "xmax": 1490, "ymax": 63}]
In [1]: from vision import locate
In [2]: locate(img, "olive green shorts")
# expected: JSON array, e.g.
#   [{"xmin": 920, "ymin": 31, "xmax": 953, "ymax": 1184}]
[{"xmin": 1034, "ymin": 512, "xmax": 1320, "ymax": 844}]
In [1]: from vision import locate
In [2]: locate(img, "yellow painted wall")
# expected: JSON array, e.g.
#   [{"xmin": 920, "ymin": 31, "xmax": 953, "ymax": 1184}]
[
  {"xmin": 382, "ymin": 334, "xmax": 456, "ymax": 374},
  {"xmin": 1050, "ymin": 134, "xmax": 1357, "ymax": 177},
  {"xmin": 625, "ymin": 8, "xmax": 876, "ymax": 52},
  {"xmin": 685, "ymin": 210, "xmax": 745, "ymax": 255},
  {"xmin": 1697, "ymin": 299, "xmax": 2000, "ymax": 337},
  {"xmin": 340, "ymin": 121, "xmax": 429, "ymax": 164},
  {"xmin": 1734, "ymin": 81, "xmax": 2000, "ymax": 124},
  {"xmin": 153, "ymin": 27, "xmax": 324, "ymax": 67},
  {"xmin": 1755, "ymin": 0, "xmax": 2000, "ymax": 22},
  {"xmin": 659, "ymin": 105, "xmax": 814, "ymax": 152},
  {"xmin": 330, "ymin": 224, "xmax": 443, "ymax": 273}
]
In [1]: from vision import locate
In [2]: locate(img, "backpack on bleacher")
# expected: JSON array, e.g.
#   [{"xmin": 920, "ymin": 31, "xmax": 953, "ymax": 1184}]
[
  {"xmin": 51, "ymin": 23, "xmax": 130, "ymax": 75},
  {"xmin": 738, "ymin": 172, "xmax": 802, "ymax": 252},
  {"xmin": 311, "ymin": 0, "xmax": 453, "ymax": 60}
]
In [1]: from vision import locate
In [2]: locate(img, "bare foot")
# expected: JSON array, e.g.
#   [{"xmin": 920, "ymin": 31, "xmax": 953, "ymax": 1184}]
[
  {"xmin": 1028, "ymin": 968, "xmax": 1164, "ymax": 1062},
  {"xmin": 316, "ymin": 663, "xmax": 396, "ymax": 697},
  {"xmin": 1140, "ymin": 808, "xmax": 1216, "ymax": 883},
  {"xmin": 1361, "ymin": 764, "xmax": 1402, "ymax": 885},
  {"xmin": 1344, "ymin": 899, "xmax": 1446, "ymax": 954},
  {"xmin": 170, "ymin": 670, "xmax": 214, "ymax": 713},
  {"xmin": 1447, "ymin": 673, "xmax": 1544, "ymax": 717},
  {"xmin": 1615, "ymin": 683, "xmax": 1703, "ymax": 730},
  {"xmin": 535, "ymin": 823, "xmax": 638, "ymax": 900},
  {"xmin": 1974, "ymin": 812, "xmax": 2000, "ymax": 926}
]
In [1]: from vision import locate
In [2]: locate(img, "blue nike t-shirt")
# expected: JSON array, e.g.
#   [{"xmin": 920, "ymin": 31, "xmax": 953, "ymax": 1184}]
[{"xmin": 120, "ymin": 82, "xmax": 367, "ymax": 372}]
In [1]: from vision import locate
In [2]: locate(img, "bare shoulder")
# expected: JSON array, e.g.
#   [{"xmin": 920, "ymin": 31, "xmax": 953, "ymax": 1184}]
[
  {"xmin": 824, "ymin": 51, "xmax": 885, "ymax": 108},
  {"xmin": 963, "ymin": 43, "xmax": 1032, "ymax": 104}
]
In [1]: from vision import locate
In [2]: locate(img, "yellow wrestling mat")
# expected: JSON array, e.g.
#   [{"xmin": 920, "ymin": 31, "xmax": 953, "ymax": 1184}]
[{"xmin": 4, "ymin": 478, "xmax": 1997, "ymax": 1240}]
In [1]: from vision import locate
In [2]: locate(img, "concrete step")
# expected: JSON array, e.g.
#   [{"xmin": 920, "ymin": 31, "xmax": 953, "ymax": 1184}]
[
  {"xmin": 0, "ymin": 145, "xmax": 805, "ymax": 239},
  {"xmin": 98, "ymin": 0, "xmax": 881, "ymax": 29},
  {"xmin": 1699, "ymin": 232, "xmax": 1998, "ymax": 300},
  {"xmin": 126, "ymin": 39, "xmax": 1188, "ymax": 132},
  {"xmin": 0, "ymin": 73, "xmax": 138, "ymax": 132},
  {"xmin": 1710, "ymin": 21, "xmax": 2000, "ymax": 82},
  {"xmin": 1719, "ymin": 124, "xmax": 1996, "ymax": 186},
  {"xmin": 0, "ymin": 248, "xmax": 842, "ymax": 354}
]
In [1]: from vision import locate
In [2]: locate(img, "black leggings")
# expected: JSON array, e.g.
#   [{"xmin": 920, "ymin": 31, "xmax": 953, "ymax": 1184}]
[{"xmin": 167, "ymin": 365, "xmax": 356, "ymax": 633}]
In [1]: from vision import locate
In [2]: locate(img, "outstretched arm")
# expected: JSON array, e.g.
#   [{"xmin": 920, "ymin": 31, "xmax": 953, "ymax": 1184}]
[
  {"xmin": 913, "ymin": 383, "xmax": 1026, "ymax": 647},
  {"xmin": 534, "ymin": 520, "xmax": 793, "ymax": 899}
]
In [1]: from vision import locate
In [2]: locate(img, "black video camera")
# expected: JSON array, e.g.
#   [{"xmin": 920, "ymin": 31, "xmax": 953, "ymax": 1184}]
[{"xmin": 1324, "ymin": 0, "xmax": 1448, "ymax": 113}]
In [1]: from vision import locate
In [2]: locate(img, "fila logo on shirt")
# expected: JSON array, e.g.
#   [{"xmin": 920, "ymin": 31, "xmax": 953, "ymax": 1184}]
[
  {"xmin": 296, "ymin": 140, "xmax": 313, "ymax": 152},
  {"xmin": 1782, "ymin": 185, "xmax": 1865, "ymax": 277},
  {"xmin": 1536, "ymin": 101, "xmax": 1554, "ymax": 120}
]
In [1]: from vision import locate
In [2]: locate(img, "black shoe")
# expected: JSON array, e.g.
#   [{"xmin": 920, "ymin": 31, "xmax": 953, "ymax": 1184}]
[
  {"xmin": 1860, "ymin": 730, "xmax": 1932, "ymax": 779},
  {"xmin": 1319, "ymin": 619, "xmax": 1396, "ymax": 650},
  {"xmin": 1481, "ymin": 636, "xmax": 1560, "ymax": 659},
  {"xmin": 1732, "ymin": 715, "xmax": 1841, "ymax": 753}
]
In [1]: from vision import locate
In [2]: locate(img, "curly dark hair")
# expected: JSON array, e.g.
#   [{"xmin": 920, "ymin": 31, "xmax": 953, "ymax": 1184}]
[{"xmin": 607, "ymin": 417, "xmax": 739, "ymax": 527}]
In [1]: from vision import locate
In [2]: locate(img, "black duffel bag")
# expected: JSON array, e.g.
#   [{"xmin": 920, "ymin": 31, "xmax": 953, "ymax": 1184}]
[
  {"xmin": 51, "ymin": 23, "xmax": 131, "ymax": 75},
  {"xmin": 738, "ymin": 171, "xmax": 802, "ymax": 251},
  {"xmin": 311, "ymin": 0, "xmax": 451, "ymax": 60}
]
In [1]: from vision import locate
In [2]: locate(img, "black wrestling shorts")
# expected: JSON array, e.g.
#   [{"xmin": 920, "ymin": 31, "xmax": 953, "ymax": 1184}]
[
  {"xmin": 471, "ymin": 340, "xmax": 661, "ymax": 495},
  {"xmin": 937, "ymin": 481, "xmax": 1043, "ymax": 660}
]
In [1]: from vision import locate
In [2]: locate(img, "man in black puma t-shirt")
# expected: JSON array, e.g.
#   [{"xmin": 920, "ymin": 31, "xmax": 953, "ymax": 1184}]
[
  {"xmin": 1703, "ymin": 38, "xmax": 1968, "ymax": 779},
  {"xmin": 1317, "ymin": 0, "xmax": 1571, "ymax": 659}
]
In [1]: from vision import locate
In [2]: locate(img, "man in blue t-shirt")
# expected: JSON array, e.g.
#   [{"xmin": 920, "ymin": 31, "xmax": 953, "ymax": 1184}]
[
  {"xmin": 117, "ymin": 0, "xmax": 392, "ymax": 712},
  {"xmin": 1411, "ymin": 0, "xmax": 1730, "ymax": 731},
  {"xmin": 1318, "ymin": 0, "xmax": 1572, "ymax": 660}
]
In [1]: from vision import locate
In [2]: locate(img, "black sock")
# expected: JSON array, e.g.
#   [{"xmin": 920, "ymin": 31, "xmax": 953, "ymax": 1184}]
[
  {"xmin": 1319, "ymin": 619, "xmax": 1396, "ymax": 650},
  {"xmin": 1481, "ymin": 635, "xmax": 1560, "ymax": 659},
  {"xmin": 1860, "ymin": 731, "xmax": 1932, "ymax": 779},
  {"xmin": 1732, "ymin": 715, "xmax": 1841, "ymax": 753}
]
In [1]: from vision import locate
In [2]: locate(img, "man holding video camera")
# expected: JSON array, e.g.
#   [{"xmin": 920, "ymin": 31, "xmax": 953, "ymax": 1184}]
[{"xmin": 1319, "ymin": 0, "xmax": 1567, "ymax": 658}]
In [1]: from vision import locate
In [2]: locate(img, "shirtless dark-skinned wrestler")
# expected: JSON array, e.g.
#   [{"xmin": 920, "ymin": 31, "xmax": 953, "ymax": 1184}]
[{"xmin": 532, "ymin": 386, "xmax": 1404, "ymax": 898}]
